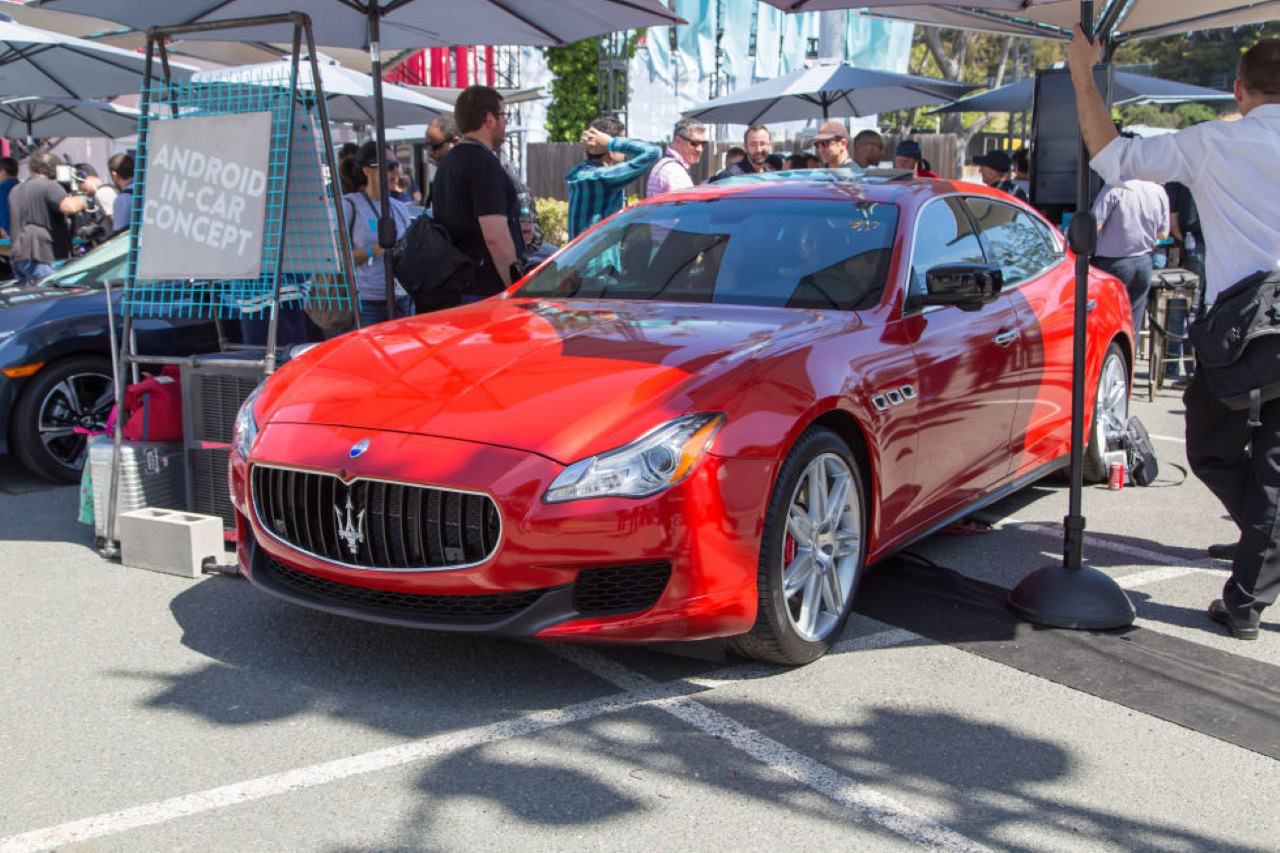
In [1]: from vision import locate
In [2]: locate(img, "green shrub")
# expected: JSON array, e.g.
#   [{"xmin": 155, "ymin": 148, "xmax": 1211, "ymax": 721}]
[{"xmin": 536, "ymin": 197, "xmax": 568, "ymax": 246}]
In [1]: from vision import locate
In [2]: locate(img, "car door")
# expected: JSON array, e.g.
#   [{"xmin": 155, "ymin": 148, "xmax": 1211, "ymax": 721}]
[
  {"xmin": 898, "ymin": 196, "xmax": 1027, "ymax": 526},
  {"xmin": 963, "ymin": 197, "xmax": 1071, "ymax": 475}
]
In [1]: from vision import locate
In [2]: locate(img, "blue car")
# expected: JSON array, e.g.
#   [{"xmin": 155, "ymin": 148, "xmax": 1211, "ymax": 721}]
[{"xmin": 0, "ymin": 235, "xmax": 220, "ymax": 482}]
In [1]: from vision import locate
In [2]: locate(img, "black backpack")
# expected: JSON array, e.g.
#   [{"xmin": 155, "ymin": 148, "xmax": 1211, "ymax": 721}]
[
  {"xmin": 1187, "ymin": 270, "xmax": 1280, "ymax": 427},
  {"xmin": 392, "ymin": 215, "xmax": 473, "ymax": 313}
]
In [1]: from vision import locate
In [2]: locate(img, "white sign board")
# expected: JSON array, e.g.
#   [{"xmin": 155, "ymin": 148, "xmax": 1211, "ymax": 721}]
[{"xmin": 136, "ymin": 112, "xmax": 271, "ymax": 280}]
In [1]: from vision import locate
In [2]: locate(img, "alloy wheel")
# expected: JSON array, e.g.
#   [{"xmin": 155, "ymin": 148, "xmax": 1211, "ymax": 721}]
[
  {"xmin": 38, "ymin": 371, "xmax": 114, "ymax": 469},
  {"xmin": 780, "ymin": 452, "xmax": 862, "ymax": 643},
  {"xmin": 1094, "ymin": 351, "xmax": 1129, "ymax": 455}
]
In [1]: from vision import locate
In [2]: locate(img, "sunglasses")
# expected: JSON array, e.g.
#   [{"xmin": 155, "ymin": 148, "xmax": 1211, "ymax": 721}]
[
  {"xmin": 814, "ymin": 138, "xmax": 845, "ymax": 148},
  {"xmin": 427, "ymin": 138, "xmax": 455, "ymax": 152},
  {"xmin": 678, "ymin": 134, "xmax": 707, "ymax": 148}
]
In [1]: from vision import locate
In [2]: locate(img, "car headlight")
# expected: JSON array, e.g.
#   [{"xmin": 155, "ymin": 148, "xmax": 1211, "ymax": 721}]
[
  {"xmin": 233, "ymin": 383, "xmax": 264, "ymax": 460},
  {"xmin": 544, "ymin": 413, "xmax": 725, "ymax": 503}
]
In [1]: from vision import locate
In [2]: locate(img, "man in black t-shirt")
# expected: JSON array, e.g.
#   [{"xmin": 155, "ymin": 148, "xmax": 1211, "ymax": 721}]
[
  {"xmin": 431, "ymin": 85, "xmax": 524, "ymax": 300},
  {"xmin": 8, "ymin": 152, "xmax": 85, "ymax": 282}
]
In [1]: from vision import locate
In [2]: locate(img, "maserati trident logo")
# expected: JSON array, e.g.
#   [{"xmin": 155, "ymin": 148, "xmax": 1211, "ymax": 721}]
[
  {"xmin": 334, "ymin": 489, "xmax": 366, "ymax": 558},
  {"xmin": 349, "ymin": 438, "xmax": 370, "ymax": 459}
]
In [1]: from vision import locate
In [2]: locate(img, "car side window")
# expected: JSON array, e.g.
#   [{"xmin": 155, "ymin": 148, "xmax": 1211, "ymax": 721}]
[
  {"xmin": 907, "ymin": 198, "xmax": 986, "ymax": 306},
  {"xmin": 964, "ymin": 197, "xmax": 1059, "ymax": 288}
]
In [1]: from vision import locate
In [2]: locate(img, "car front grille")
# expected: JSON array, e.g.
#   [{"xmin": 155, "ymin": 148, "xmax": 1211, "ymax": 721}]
[
  {"xmin": 260, "ymin": 555, "xmax": 548, "ymax": 622},
  {"xmin": 251, "ymin": 465, "xmax": 501, "ymax": 570},
  {"xmin": 572, "ymin": 563, "xmax": 672, "ymax": 616}
]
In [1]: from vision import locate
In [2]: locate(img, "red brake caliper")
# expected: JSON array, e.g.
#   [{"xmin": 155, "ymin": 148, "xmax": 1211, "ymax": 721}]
[{"xmin": 783, "ymin": 533, "xmax": 797, "ymax": 567}]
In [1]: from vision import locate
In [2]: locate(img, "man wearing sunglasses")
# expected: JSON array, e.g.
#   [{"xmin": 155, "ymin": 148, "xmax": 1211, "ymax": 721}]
[
  {"xmin": 646, "ymin": 118, "xmax": 707, "ymax": 197},
  {"xmin": 813, "ymin": 121, "xmax": 855, "ymax": 169}
]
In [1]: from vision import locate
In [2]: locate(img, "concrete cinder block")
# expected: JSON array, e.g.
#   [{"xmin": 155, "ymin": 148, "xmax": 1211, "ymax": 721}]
[{"xmin": 119, "ymin": 508, "xmax": 224, "ymax": 579}]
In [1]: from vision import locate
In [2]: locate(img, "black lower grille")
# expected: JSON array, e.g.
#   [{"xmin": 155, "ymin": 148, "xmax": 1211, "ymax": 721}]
[
  {"xmin": 261, "ymin": 556, "xmax": 548, "ymax": 622},
  {"xmin": 251, "ymin": 465, "xmax": 500, "ymax": 569},
  {"xmin": 572, "ymin": 564, "xmax": 672, "ymax": 616}
]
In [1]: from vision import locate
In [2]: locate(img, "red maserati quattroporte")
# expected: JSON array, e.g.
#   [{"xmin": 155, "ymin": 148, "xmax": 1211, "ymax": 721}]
[{"xmin": 230, "ymin": 172, "xmax": 1133, "ymax": 664}]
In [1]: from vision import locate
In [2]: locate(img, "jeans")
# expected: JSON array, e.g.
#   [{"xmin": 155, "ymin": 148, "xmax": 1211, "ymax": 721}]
[
  {"xmin": 1093, "ymin": 253, "xmax": 1153, "ymax": 337},
  {"xmin": 12, "ymin": 258, "xmax": 54, "ymax": 282},
  {"xmin": 358, "ymin": 296, "xmax": 413, "ymax": 328}
]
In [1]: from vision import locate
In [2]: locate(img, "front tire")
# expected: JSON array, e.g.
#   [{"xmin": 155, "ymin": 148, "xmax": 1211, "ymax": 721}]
[
  {"xmin": 731, "ymin": 427, "xmax": 866, "ymax": 665},
  {"xmin": 1083, "ymin": 342, "xmax": 1129, "ymax": 483},
  {"xmin": 11, "ymin": 355, "xmax": 114, "ymax": 483}
]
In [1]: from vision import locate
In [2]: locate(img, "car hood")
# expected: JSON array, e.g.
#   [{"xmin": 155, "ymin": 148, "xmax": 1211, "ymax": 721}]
[
  {"xmin": 263, "ymin": 298, "xmax": 853, "ymax": 463},
  {"xmin": 0, "ymin": 279, "xmax": 94, "ymax": 334}
]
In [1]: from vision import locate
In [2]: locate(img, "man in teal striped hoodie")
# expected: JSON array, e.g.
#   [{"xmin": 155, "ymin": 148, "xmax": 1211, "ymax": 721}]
[{"xmin": 564, "ymin": 116, "xmax": 661, "ymax": 240}]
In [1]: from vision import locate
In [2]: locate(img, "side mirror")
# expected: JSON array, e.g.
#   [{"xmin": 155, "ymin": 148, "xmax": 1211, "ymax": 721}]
[{"xmin": 921, "ymin": 263, "xmax": 1004, "ymax": 312}]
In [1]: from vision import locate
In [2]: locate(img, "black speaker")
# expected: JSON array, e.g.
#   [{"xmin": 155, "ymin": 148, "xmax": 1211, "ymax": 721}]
[
  {"xmin": 180, "ymin": 356, "xmax": 264, "ymax": 537},
  {"xmin": 1030, "ymin": 65, "xmax": 1116, "ymax": 211}
]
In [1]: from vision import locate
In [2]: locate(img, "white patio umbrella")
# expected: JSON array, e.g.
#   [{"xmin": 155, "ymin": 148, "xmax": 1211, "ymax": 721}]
[
  {"xmin": 192, "ymin": 54, "xmax": 452, "ymax": 127},
  {"xmin": 820, "ymin": 1, "xmax": 1280, "ymax": 43},
  {"xmin": 405, "ymin": 85, "xmax": 545, "ymax": 108},
  {"xmin": 1, "ymin": 2, "xmax": 412, "ymax": 74},
  {"xmin": 0, "ymin": 95, "xmax": 139, "ymax": 138},
  {"xmin": 35, "ymin": 1, "xmax": 686, "ymax": 51},
  {"xmin": 38, "ymin": 0, "xmax": 685, "ymax": 322},
  {"xmin": 933, "ymin": 70, "xmax": 1234, "ymax": 113},
  {"xmin": 0, "ymin": 11, "xmax": 194, "ymax": 99},
  {"xmin": 686, "ymin": 60, "xmax": 975, "ymax": 124}
]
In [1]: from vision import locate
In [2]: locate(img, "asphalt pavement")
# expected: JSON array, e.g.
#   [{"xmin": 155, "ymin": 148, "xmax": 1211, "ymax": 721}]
[{"xmin": 1, "ymin": 380, "xmax": 1277, "ymax": 852}]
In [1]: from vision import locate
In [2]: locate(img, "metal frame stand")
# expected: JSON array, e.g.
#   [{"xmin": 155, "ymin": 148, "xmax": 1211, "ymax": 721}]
[{"xmin": 100, "ymin": 12, "xmax": 359, "ymax": 558}]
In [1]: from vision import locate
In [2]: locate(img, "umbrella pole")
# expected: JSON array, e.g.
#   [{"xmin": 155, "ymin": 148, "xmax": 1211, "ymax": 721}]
[
  {"xmin": 367, "ymin": 5, "xmax": 396, "ymax": 323},
  {"xmin": 1008, "ymin": 0, "xmax": 1134, "ymax": 629}
]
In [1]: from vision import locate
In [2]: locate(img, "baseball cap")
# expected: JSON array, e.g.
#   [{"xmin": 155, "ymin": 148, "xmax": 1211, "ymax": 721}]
[
  {"xmin": 972, "ymin": 149, "xmax": 1013, "ymax": 173},
  {"xmin": 895, "ymin": 140, "xmax": 923, "ymax": 161},
  {"xmin": 812, "ymin": 121, "xmax": 849, "ymax": 142}
]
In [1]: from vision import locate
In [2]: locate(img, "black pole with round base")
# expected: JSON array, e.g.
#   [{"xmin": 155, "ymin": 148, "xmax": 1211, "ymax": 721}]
[
  {"xmin": 1009, "ymin": 562, "xmax": 1135, "ymax": 629},
  {"xmin": 1007, "ymin": 0, "xmax": 1134, "ymax": 632}
]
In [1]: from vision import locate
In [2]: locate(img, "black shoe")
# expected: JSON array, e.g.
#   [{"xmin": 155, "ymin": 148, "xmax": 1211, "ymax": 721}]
[
  {"xmin": 1207, "ymin": 543, "xmax": 1237, "ymax": 560},
  {"xmin": 1207, "ymin": 599, "xmax": 1261, "ymax": 640}
]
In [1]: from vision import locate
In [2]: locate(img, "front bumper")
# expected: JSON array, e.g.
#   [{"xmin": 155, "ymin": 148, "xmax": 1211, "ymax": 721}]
[{"xmin": 232, "ymin": 422, "xmax": 769, "ymax": 643}]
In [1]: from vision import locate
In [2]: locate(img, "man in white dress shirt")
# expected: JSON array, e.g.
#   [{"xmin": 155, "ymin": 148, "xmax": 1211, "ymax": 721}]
[{"xmin": 1070, "ymin": 31, "xmax": 1280, "ymax": 640}]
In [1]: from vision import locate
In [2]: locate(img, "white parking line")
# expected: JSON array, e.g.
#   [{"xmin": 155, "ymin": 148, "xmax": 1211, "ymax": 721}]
[
  {"xmin": 1150, "ymin": 433, "xmax": 1185, "ymax": 445},
  {"xmin": 555, "ymin": 644, "xmax": 992, "ymax": 853},
  {"xmin": 0, "ymin": 678, "xmax": 703, "ymax": 853},
  {"xmin": 1002, "ymin": 519, "xmax": 1220, "ymax": 581}
]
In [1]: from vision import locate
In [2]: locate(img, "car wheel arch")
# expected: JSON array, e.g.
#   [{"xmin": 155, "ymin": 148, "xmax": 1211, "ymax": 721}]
[{"xmin": 787, "ymin": 406, "xmax": 876, "ymax": 543}]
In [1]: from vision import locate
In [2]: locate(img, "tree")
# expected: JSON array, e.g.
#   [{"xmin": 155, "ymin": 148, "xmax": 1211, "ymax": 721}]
[
  {"xmin": 893, "ymin": 28, "xmax": 1038, "ymax": 174},
  {"xmin": 543, "ymin": 39, "xmax": 600, "ymax": 143},
  {"xmin": 1114, "ymin": 22, "xmax": 1280, "ymax": 90}
]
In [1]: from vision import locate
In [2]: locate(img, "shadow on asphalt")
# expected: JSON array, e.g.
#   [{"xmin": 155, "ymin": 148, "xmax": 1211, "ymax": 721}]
[
  {"xmin": 367, "ymin": 701, "xmax": 1263, "ymax": 853},
  {"xmin": 129, "ymin": 577, "xmax": 610, "ymax": 737}
]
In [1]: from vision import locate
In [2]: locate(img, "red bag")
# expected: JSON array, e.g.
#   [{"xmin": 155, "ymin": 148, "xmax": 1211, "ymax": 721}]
[{"xmin": 123, "ymin": 365, "xmax": 183, "ymax": 442}]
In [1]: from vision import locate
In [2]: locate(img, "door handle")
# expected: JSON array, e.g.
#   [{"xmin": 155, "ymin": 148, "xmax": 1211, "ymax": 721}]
[
  {"xmin": 992, "ymin": 329, "xmax": 1020, "ymax": 347},
  {"xmin": 1087, "ymin": 299, "xmax": 1098, "ymax": 314}
]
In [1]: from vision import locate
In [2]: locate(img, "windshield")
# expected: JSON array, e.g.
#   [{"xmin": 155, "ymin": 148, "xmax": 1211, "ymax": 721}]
[
  {"xmin": 43, "ymin": 234, "xmax": 129, "ymax": 288},
  {"xmin": 516, "ymin": 198, "xmax": 898, "ymax": 311}
]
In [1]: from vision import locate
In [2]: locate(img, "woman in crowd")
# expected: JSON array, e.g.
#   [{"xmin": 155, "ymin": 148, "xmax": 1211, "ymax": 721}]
[{"xmin": 340, "ymin": 141, "xmax": 415, "ymax": 326}]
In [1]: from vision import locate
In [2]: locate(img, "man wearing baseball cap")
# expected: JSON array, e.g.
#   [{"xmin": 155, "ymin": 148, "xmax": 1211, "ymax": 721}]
[
  {"xmin": 972, "ymin": 149, "xmax": 1027, "ymax": 200},
  {"xmin": 894, "ymin": 140, "xmax": 939, "ymax": 179},
  {"xmin": 813, "ymin": 121, "xmax": 853, "ymax": 168}
]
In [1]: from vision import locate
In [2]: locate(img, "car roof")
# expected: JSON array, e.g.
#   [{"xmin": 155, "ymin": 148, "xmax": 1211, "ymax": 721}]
[{"xmin": 639, "ymin": 168, "xmax": 1003, "ymax": 208}]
